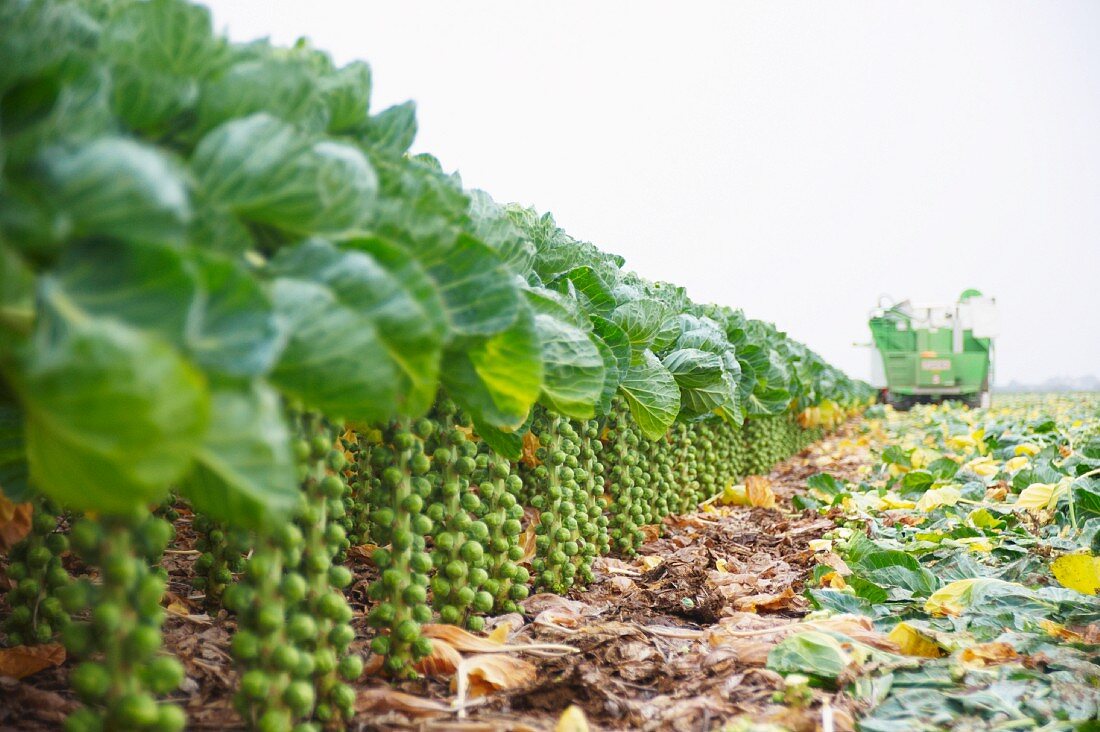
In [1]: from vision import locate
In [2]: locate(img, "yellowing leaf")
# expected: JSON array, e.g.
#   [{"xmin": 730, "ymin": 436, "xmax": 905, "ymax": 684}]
[
  {"xmin": 745, "ymin": 476, "xmax": 776, "ymax": 509},
  {"xmin": 956, "ymin": 537, "xmax": 993, "ymax": 553},
  {"xmin": 1015, "ymin": 479, "xmax": 1070, "ymax": 515},
  {"xmin": 924, "ymin": 578, "xmax": 1019, "ymax": 617},
  {"xmin": 555, "ymin": 705, "xmax": 590, "ymax": 732},
  {"xmin": 1014, "ymin": 443, "xmax": 1040, "ymax": 456},
  {"xmin": 881, "ymin": 493, "xmax": 916, "ymax": 510},
  {"xmin": 962, "ymin": 456, "xmax": 997, "ymax": 477},
  {"xmin": 718, "ymin": 483, "xmax": 749, "ymax": 506},
  {"xmin": 487, "ymin": 622, "xmax": 513, "ymax": 645},
  {"xmin": 916, "ymin": 486, "xmax": 961, "ymax": 512},
  {"xmin": 947, "ymin": 434, "xmax": 976, "ymax": 452},
  {"xmin": 958, "ymin": 642, "xmax": 1020, "ymax": 667},
  {"xmin": 820, "ymin": 571, "xmax": 847, "ymax": 589},
  {"xmin": 910, "ymin": 448, "xmax": 937, "ymax": 469},
  {"xmin": 637, "ymin": 555, "xmax": 663, "ymax": 571},
  {"xmin": 887, "ymin": 622, "xmax": 942, "ymax": 658},
  {"xmin": 1004, "ymin": 456, "xmax": 1029, "ymax": 472},
  {"xmin": 1051, "ymin": 553, "xmax": 1100, "ymax": 596},
  {"xmin": 808, "ymin": 539, "xmax": 833, "ymax": 553}
]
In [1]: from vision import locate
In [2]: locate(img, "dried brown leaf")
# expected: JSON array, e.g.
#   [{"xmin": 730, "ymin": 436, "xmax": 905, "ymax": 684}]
[
  {"xmin": 733, "ymin": 587, "xmax": 797, "ymax": 612},
  {"xmin": 0, "ymin": 494, "xmax": 33, "ymax": 552},
  {"xmin": 421, "ymin": 624, "xmax": 504, "ymax": 653},
  {"xmin": 356, "ymin": 687, "xmax": 454, "ymax": 717},
  {"xmin": 452, "ymin": 654, "xmax": 536, "ymax": 698},
  {"xmin": 415, "ymin": 637, "xmax": 462, "ymax": 677},
  {"xmin": 745, "ymin": 476, "xmax": 776, "ymax": 509},
  {"xmin": 0, "ymin": 644, "xmax": 65, "ymax": 680}
]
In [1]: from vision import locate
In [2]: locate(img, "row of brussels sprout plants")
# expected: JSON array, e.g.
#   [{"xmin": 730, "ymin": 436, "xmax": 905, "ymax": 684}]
[{"xmin": 0, "ymin": 1, "xmax": 872, "ymax": 730}]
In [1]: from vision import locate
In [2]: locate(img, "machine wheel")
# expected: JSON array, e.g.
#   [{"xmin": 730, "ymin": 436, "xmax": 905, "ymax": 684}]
[{"xmin": 888, "ymin": 393, "xmax": 914, "ymax": 411}]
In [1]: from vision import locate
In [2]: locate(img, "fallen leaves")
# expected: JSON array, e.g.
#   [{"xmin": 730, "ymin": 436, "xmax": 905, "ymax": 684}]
[
  {"xmin": 0, "ymin": 644, "xmax": 65, "ymax": 680},
  {"xmin": 958, "ymin": 642, "xmax": 1021, "ymax": 667},
  {"xmin": 1050, "ymin": 552, "xmax": 1100, "ymax": 595},
  {"xmin": 887, "ymin": 622, "xmax": 941, "ymax": 658},
  {"xmin": 453, "ymin": 654, "xmax": 536, "ymax": 699},
  {"xmin": 0, "ymin": 492, "xmax": 32, "ymax": 552},
  {"xmin": 555, "ymin": 705, "xmax": 590, "ymax": 732}
]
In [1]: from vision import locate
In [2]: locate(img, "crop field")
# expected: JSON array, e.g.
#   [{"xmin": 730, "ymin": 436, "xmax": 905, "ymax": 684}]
[{"xmin": 1, "ymin": 1, "xmax": 1099, "ymax": 731}]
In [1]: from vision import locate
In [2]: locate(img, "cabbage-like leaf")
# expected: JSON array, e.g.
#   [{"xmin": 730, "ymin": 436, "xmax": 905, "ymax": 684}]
[
  {"xmin": 662, "ymin": 347, "xmax": 728, "ymax": 419},
  {"xmin": 192, "ymin": 114, "xmax": 377, "ymax": 237},
  {"xmin": 323, "ymin": 60, "xmax": 372, "ymax": 134},
  {"xmin": 101, "ymin": 0, "xmax": 226, "ymax": 134},
  {"xmin": 469, "ymin": 191, "xmax": 535, "ymax": 277},
  {"xmin": 271, "ymin": 238, "xmax": 443, "ymax": 415},
  {"xmin": 0, "ymin": 401, "xmax": 31, "ymax": 502},
  {"xmin": 12, "ymin": 284, "xmax": 209, "ymax": 513},
  {"xmin": 188, "ymin": 252, "xmax": 284, "ymax": 378},
  {"xmin": 611, "ymin": 299, "xmax": 663, "ymax": 350},
  {"xmin": 181, "ymin": 382, "xmax": 298, "ymax": 531},
  {"xmin": 38, "ymin": 137, "xmax": 191, "ymax": 246},
  {"xmin": 196, "ymin": 56, "xmax": 327, "ymax": 135},
  {"xmin": 269, "ymin": 278, "xmax": 399, "ymax": 424},
  {"xmin": 363, "ymin": 100, "xmax": 417, "ymax": 156},
  {"xmin": 442, "ymin": 305, "xmax": 542, "ymax": 430},
  {"xmin": 419, "ymin": 234, "xmax": 521, "ymax": 338},
  {"xmin": 53, "ymin": 240, "xmax": 283, "ymax": 380},
  {"xmin": 619, "ymin": 349, "xmax": 680, "ymax": 439}
]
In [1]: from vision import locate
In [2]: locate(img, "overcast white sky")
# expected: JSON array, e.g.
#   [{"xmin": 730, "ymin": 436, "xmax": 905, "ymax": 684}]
[{"xmin": 205, "ymin": 1, "xmax": 1099, "ymax": 385}]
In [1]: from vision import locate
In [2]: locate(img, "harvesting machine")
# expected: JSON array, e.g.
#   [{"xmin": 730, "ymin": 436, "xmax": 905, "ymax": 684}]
[{"xmin": 868, "ymin": 289, "xmax": 998, "ymax": 409}]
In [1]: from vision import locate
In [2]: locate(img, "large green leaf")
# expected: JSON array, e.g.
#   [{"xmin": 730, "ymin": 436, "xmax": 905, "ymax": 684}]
[
  {"xmin": 192, "ymin": 113, "xmax": 377, "ymax": 237},
  {"xmin": 323, "ymin": 60, "xmax": 372, "ymax": 134},
  {"xmin": 195, "ymin": 56, "xmax": 327, "ymax": 135},
  {"xmin": 419, "ymin": 234, "xmax": 520, "ymax": 338},
  {"xmin": 767, "ymin": 631, "xmax": 850, "ymax": 681},
  {"xmin": 188, "ymin": 252, "xmax": 284, "ymax": 379},
  {"xmin": 532, "ymin": 309, "xmax": 605, "ymax": 420},
  {"xmin": 468, "ymin": 191, "xmax": 535, "ymax": 277},
  {"xmin": 591, "ymin": 315, "xmax": 631, "ymax": 377},
  {"xmin": 12, "ymin": 284, "xmax": 209, "ymax": 513},
  {"xmin": 102, "ymin": 0, "xmax": 225, "ymax": 78},
  {"xmin": 662, "ymin": 347, "xmax": 728, "ymax": 419},
  {"xmin": 551, "ymin": 266, "xmax": 616, "ymax": 318},
  {"xmin": 0, "ymin": 401, "xmax": 31, "ymax": 502},
  {"xmin": 271, "ymin": 238, "xmax": 443, "ymax": 415},
  {"xmin": 0, "ymin": 244, "xmax": 37, "ymax": 352},
  {"xmin": 269, "ymin": 277, "xmax": 399, "ymax": 424},
  {"xmin": 619, "ymin": 349, "xmax": 680, "ymax": 439},
  {"xmin": 441, "ymin": 305, "xmax": 542, "ymax": 431},
  {"xmin": 611, "ymin": 300, "xmax": 663, "ymax": 350},
  {"xmin": 363, "ymin": 101, "xmax": 417, "ymax": 156},
  {"xmin": 53, "ymin": 241, "xmax": 282, "ymax": 379},
  {"xmin": 181, "ymin": 382, "xmax": 298, "ymax": 530},
  {"xmin": 38, "ymin": 137, "xmax": 191, "ymax": 247},
  {"xmin": 52, "ymin": 239, "xmax": 196, "ymax": 347},
  {"xmin": 101, "ymin": 0, "xmax": 225, "ymax": 134}
]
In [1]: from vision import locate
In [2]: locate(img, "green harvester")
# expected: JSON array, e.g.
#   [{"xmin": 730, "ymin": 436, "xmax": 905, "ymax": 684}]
[{"xmin": 868, "ymin": 289, "xmax": 997, "ymax": 409}]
